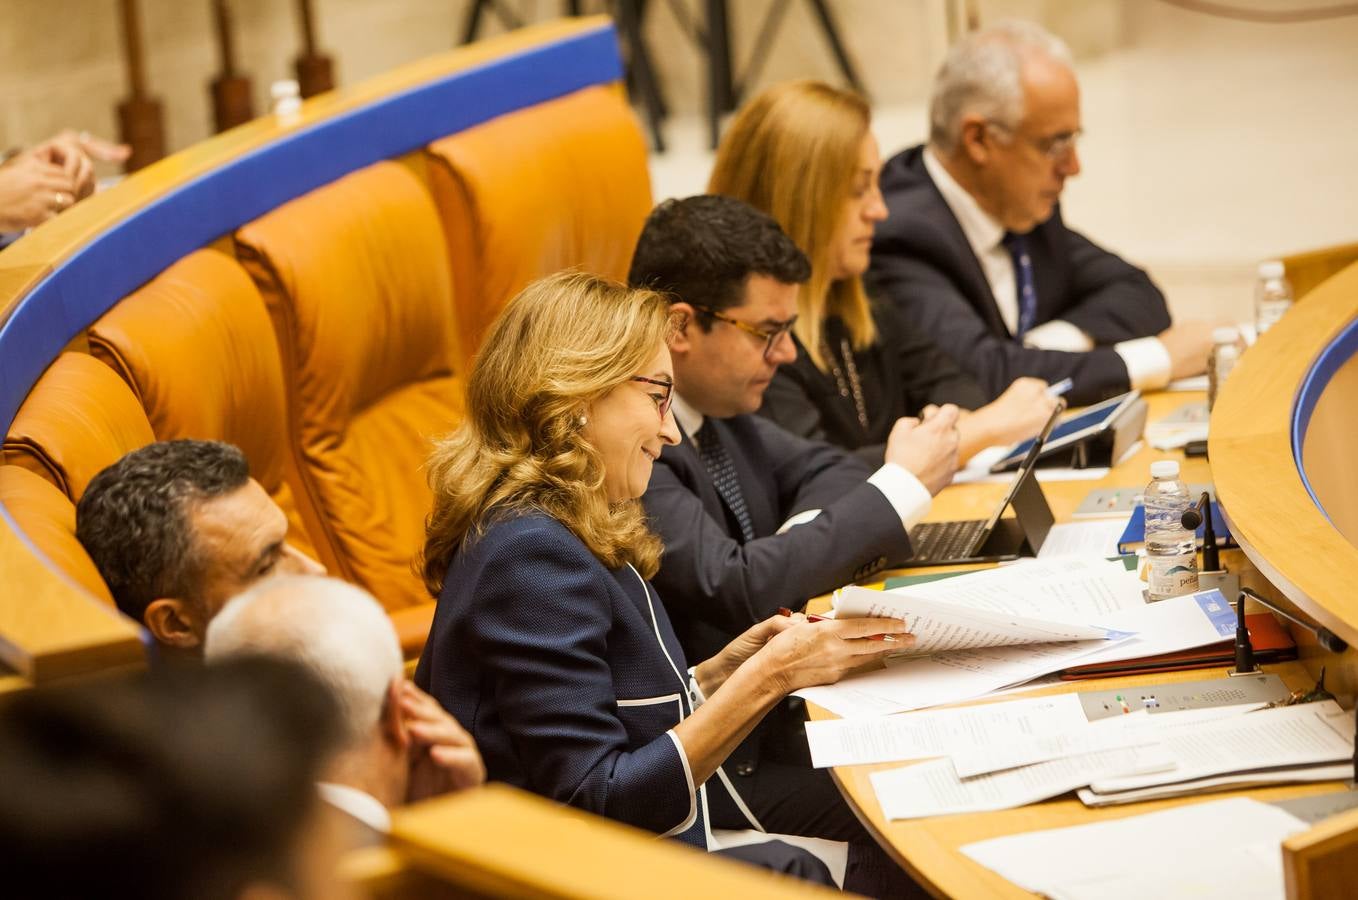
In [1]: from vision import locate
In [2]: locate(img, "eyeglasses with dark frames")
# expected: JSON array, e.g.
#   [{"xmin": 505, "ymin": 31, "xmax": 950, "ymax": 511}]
[
  {"xmin": 631, "ymin": 375, "xmax": 674, "ymax": 419},
  {"xmin": 689, "ymin": 304, "xmax": 798, "ymax": 361}
]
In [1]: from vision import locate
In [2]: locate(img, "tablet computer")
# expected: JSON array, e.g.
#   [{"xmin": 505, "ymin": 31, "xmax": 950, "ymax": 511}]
[{"xmin": 989, "ymin": 390, "xmax": 1141, "ymax": 474}]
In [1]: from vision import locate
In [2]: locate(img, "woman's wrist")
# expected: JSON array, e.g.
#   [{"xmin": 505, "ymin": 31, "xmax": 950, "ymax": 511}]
[{"xmin": 692, "ymin": 658, "xmax": 726, "ymax": 699}]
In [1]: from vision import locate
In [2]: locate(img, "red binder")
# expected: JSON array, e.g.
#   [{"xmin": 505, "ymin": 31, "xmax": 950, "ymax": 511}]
[{"xmin": 1060, "ymin": 613, "xmax": 1296, "ymax": 680}]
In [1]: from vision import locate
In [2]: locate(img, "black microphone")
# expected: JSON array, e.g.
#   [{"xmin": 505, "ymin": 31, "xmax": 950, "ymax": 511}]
[
  {"xmin": 1232, "ymin": 593, "xmax": 1258, "ymax": 675},
  {"xmin": 1240, "ymin": 587, "xmax": 1349, "ymax": 653},
  {"xmin": 1181, "ymin": 491, "xmax": 1220, "ymax": 571}
]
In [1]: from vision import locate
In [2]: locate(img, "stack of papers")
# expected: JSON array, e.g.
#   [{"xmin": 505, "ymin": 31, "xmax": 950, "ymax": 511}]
[
  {"xmin": 1080, "ymin": 700, "xmax": 1354, "ymax": 805},
  {"xmin": 862, "ymin": 702, "xmax": 1353, "ymax": 821},
  {"xmin": 796, "ymin": 558, "xmax": 1236, "ymax": 718},
  {"xmin": 961, "ymin": 797, "xmax": 1309, "ymax": 899},
  {"xmin": 1147, "ymin": 400, "xmax": 1210, "ymax": 450}
]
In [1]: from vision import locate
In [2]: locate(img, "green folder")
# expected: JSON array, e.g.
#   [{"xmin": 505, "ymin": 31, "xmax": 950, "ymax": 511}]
[{"xmin": 882, "ymin": 554, "xmax": 1137, "ymax": 590}]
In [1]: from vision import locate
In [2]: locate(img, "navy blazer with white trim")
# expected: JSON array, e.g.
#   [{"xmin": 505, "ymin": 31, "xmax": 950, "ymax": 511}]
[{"xmin": 416, "ymin": 510, "xmax": 740, "ymax": 848}]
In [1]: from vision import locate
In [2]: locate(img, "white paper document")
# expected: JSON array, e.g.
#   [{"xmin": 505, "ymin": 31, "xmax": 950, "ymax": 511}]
[
  {"xmin": 870, "ymin": 744, "xmax": 1173, "ymax": 820},
  {"xmin": 805, "ymin": 693, "xmax": 1089, "ymax": 768},
  {"xmin": 797, "ymin": 637, "xmax": 1111, "ymax": 717},
  {"xmin": 1078, "ymin": 762, "xmax": 1353, "ymax": 807},
  {"xmin": 834, "ymin": 585, "xmax": 1121, "ymax": 655},
  {"xmin": 961, "ymin": 797, "xmax": 1308, "ymax": 900},
  {"xmin": 948, "ymin": 711, "xmax": 1156, "ymax": 778},
  {"xmin": 799, "ymin": 590, "xmax": 1230, "ymax": 717},
  {"xmin": 872, "ymin": 557, "xmax": 1147, "ymax": 621},
  {"xmin": 1036, "ymin": 520, "xmax": 1130, "ymax": 559},
  {"xmin": 1088, "ymin": 700, "xmax": 1354, "ymax": 794}
]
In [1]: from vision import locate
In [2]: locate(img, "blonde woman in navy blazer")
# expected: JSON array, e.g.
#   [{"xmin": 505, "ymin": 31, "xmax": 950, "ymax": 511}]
[{"xmin": 415, "ymin": 273, "xmax": 908, "ymax": 879}]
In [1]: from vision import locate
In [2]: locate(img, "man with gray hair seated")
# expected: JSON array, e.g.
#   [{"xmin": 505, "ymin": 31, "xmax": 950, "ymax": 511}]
[
  {"xmin": 869, "ymin": 19, "xmax": 1217, "ymax": 406},
  {"xmin": 205, "ymin": 575, "xmax": 485, "ymax": 844}
]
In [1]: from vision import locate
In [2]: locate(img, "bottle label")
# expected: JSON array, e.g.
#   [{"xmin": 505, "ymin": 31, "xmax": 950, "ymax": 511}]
[{"xmin": 1148, "ymin": 552, "xmax": 1199, "ymax": 601}]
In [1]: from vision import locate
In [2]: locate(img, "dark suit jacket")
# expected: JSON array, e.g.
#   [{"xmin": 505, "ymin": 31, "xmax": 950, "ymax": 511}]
[
  {"xmin": 642, "ymin": 414, "xmax": 913, "ymax": 664},
  {"xmin": 759, "ymin": 301, "xmax": 988, "ymax": 467},
  {"xmin": 868, "ymin": 144, "xmax": 1172, "ymax": 405},
  {"xmin": 414, "ymin": 511, "xmax": 720, "ymax": 848}
]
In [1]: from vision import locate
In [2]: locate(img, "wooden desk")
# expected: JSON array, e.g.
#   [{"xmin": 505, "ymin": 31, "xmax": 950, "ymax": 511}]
[{"xmin": 808, "ymin": 390, "xmax": 1349, "ymax": 899}]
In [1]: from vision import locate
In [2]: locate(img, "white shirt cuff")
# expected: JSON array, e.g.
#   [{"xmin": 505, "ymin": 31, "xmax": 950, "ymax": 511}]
[
  {"xmin": 867, "ymin": 463, "xmax": 933, "ymax": 530},
  {"xmin": 1022, "ymin": 319, "xmax": 1094, "ymax": 352},
  {"xmin": 686, "ymin": 666, "xmax": 708, "ymax": 710},
  {"xmin": 1114, "ymin": 336, "xmax": 1172, "ymax": 391},
  {"xmin": 662, "ymin": 729, "xmax": 699, "ymax": 838}
]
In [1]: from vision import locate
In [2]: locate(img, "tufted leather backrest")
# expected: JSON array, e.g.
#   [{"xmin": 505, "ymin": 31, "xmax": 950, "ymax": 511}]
[
  {"xmin": 3, "ymin": 353, "xmax": 156, "ymax": 501},
  {"xmin": 234, "ymin": 161, "xmax": 463, "ymax": 612},
  {"xmin": 426, "ymin": 85, "xmax": 653, "ymax": 367},
  {"xmin": 87, "ymin": 249, "xmax": 324, "ymax": 566},
  {"xmin": 0, "ymin": 465, "xmax": 115, "ymax": 606}
]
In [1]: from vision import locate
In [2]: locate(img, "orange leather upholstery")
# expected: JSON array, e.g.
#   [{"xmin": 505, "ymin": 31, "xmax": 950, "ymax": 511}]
[
  {"xmin": 3, "ymin": 353, "xmax": 156, "ymax": 501},
  {"xmin": 426, "ymin": 85, "xmax": 653, "ymax": 366},
  {"xmin": 234, "ymin": 161, "xmax": 461, "ymax": 624},
  {"xmin": 0, "ymin": 465, "xmax": 115, "ymax": 607},
  {"xmin": 87, "ymin": 249, "xmax": 324, "ymax": 567}
]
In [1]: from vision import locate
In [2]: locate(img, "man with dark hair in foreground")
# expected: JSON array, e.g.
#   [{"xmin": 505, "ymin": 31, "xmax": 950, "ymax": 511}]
[
  {"xmin": 76, "ymin": 439, "xmax": 324, "ymax": 657},
  {"xmin": 0, "ymin": 656, "xmax": 353, "ymax": 900}
]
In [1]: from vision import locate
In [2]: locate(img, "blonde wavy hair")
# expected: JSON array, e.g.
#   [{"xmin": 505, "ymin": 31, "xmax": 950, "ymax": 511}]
[
  {"xmin": 422, "ymin": 272, "xmax": 675, "ymax": 593},
  {"xmin": 708, "ymin": 79, "xmax": 878, "ymax": 371}
]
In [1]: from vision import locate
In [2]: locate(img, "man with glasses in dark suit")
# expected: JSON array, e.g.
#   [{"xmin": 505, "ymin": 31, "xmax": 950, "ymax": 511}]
[
  {"xmin": 869, "ymin": 20, "xmax": 1218, "ymax": 406},
  {"xmin": 631, "ymin": 195, "xmax": 950, "ymax": 896}
]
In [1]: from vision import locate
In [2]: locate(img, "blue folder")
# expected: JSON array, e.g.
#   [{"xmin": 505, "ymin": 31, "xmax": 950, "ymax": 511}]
[{"xmin": 1117, "ymin": 502, "xmax": 1233, "ymax": 554}]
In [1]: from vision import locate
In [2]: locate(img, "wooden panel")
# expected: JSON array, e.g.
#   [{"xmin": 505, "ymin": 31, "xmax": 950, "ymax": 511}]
[
  {"xmin": 1212, "ymin": 260, "xmax": 1358, "ymax": 648},
  {"xmin": 1284, "ymin": 241, "xmax": 1358, "ymax": 302},
  {"xmin": 0, "ymin": 511, "xmax": 144, "ymax": 682},
  {"xmin": 1284, "ymin": 805, "xmax": 1358, "ymax": 900},
  {"xmin": 389, "ymin": 784, "xmax": 841, "ymax": 899}
]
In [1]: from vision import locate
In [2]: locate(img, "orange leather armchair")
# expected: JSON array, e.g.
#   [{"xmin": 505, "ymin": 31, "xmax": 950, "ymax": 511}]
[
  {"xmin": 3, "ymin": 352, "xmax": 156, "ymax": 502},
  {"xmin": 426, "ymin": 85, "xmax": 653, "ymax": 368},
  {"xmin": 87, "ymin": 249, "xmax": 326, "ymax": 569},
  {"xmin": 234, "ymin": 161, "xmax": 463, "ymax": 635},
  {"xmin": 0, "ymin": 465, "xmax": 115, "ymax": 607}
]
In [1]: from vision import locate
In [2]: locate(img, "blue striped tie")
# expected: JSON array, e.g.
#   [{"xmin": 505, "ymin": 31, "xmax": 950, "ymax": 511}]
[
  {"xmin": 1002, "ymin": 231, "xmax": 1038, "ymax": 338},
  {"xmin": 695, "ymin": 422, "xmax": 756, "ymax": 543}
]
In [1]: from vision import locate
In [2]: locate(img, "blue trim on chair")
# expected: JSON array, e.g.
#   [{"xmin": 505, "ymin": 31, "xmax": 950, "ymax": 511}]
[
  {"xmin": 1292, "ymin": 315, "xmax": 1358, "ymax": 523},
  {"xmin": 0, "ymin": 23, "xmax": 623, "ymax": 431}
]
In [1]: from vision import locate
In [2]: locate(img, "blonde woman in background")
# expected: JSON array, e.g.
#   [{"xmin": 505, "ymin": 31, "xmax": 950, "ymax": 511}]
[{"xmin": 710, "ymin": 80, "xmax": 1058, "ymax": 466}]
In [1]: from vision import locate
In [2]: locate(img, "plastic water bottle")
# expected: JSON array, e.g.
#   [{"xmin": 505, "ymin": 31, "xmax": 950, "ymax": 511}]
[
  {"xmin": 1255, "ymin": 260, "xmax": 1293, "ymax": 336},
  {"xmin": 1206, "ymin": 326, "xmax": 1242, "ymax": 411},
  {"xmin": 1145, "ymin": 460, "xmax": 1199, "ymax": 602}
]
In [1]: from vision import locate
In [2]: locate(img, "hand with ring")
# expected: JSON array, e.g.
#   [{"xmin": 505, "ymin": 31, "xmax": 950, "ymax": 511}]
[{"xmin": 0, "ymin": 147, "xmax": 79, "ymax": 231}]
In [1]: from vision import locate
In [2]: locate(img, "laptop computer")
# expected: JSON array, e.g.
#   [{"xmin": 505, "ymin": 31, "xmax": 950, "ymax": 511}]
[{"xmin": 905, "ymin": 401, "xmax": 1063, "ymax": 567}]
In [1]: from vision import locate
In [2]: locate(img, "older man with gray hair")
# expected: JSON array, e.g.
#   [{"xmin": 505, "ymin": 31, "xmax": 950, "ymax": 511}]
[
  {"xmin": 205, "ymin": 575, "xmax": 484, "ymax": 843},
  {"xmin": 869, "ymin": 19, "xmax": 1217, "ymax": 406}
]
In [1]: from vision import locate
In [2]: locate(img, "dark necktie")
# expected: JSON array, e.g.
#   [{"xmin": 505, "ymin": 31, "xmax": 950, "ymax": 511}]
[
  {"xmin": 1002, "ymin": 231, "xmax": 1038, "ymax": 338},
  {"xmin": 695, "ymin": 421, "xmax": 756, "ymax": 543}
]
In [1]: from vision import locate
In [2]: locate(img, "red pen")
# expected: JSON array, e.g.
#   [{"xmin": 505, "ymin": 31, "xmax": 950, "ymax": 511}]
[{"xmin": 777, "ymin": 607, "xmax": 897, "ymax": 642}]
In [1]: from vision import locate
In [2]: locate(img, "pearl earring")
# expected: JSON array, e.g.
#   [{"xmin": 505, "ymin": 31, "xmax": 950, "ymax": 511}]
[{"xmin": 578, "ymin": 415, "xmax": 588, "ymax": 427}]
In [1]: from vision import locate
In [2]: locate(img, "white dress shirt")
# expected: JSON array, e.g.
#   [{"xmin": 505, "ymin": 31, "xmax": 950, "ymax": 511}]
[
  {"xmin": 922, "ymin": 148, "xmax": 1170, "ymax": 391},
  {"xmin": 670, "ymin": 393, "xmax": 931, "ymax": 533},
  {"xmin": 317, "ymin": 781, "xmax": 392, "ymax": 834}
]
